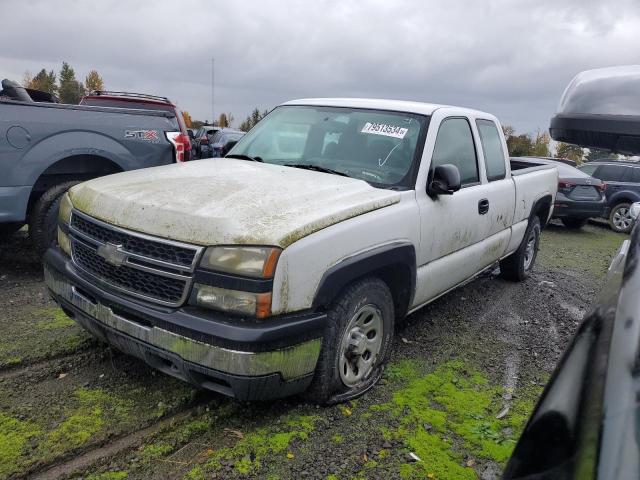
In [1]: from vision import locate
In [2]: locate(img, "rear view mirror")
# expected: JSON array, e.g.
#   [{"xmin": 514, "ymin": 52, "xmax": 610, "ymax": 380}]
[
  {"xmin": 428, "ymin": 164, "xmax": 461, "ymax": 196},
  {"xmin": 550, "ymin": 66, "xmax": 640, "ymax": 155}
]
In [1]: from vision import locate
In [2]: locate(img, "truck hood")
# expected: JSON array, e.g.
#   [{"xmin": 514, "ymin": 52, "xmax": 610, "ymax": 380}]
[{"xmin": 68, "ymin": 159, "xmax": 401, "ymax": 247}]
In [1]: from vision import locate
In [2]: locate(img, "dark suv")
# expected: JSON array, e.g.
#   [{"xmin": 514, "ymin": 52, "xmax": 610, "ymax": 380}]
[{"xmin": 578, "ymin": 160, "xmax": 640, "ymax": 232}]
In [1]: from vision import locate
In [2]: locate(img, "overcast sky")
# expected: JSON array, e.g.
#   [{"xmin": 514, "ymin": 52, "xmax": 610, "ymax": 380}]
[{"xmin": 2, "ymin": 0, "xmax": 639, "ymax": 134}]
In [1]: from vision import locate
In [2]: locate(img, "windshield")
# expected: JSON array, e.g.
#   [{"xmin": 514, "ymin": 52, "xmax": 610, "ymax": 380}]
[{"xmin": 227, "ymin": 105, "xmax": 428, "ymax": 188}]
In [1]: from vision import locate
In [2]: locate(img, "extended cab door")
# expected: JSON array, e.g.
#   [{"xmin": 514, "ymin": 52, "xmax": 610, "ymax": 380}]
[{"xmin": 411, "ymin": 110, "xmax": 514, "ymax": 309}]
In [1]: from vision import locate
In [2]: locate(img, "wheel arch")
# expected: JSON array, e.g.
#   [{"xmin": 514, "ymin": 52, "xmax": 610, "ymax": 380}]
[
  {"xmin": 312, "ymin": 242, "xmax": 416, "ymax": 320},
  {"xmin": 27, "ymin": 154, "xmax": 123, "ymax": 217},
  {"xmin": 530, "ymin": 194, "xmax": 553, "ymax": 228}
]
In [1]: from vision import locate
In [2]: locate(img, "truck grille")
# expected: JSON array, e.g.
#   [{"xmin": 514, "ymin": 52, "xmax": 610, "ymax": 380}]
[
  {"xmin": 71, "ymin": 214, "xmax": 197, "ymax": 268},
  {"xmin": 68, "ymin": 211, "xmax": 202, "ymax": 307}
]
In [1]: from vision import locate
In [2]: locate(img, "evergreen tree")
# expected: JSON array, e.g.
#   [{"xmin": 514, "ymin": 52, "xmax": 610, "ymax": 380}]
[
  {"xmin": 27, "ymin": 69, "xmax": 57, "ymax": 94},
  {"xmin": 58, "ymin": 62, "xmax": 85, "ymax": 104}
]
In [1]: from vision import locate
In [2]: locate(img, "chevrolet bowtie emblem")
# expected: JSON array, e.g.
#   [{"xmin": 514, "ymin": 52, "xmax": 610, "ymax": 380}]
[{"xmin": 96, "ymin": 243, "xmax": 127, "ymax": 267}]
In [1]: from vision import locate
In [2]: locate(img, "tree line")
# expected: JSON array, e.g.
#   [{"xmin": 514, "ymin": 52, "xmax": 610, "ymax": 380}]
[
  {"xmin": 184, "ymin": 108, "xmax": 270, "ymax": 132},
  {"xmin": 23, "ymin": 62, "xmax": 105, "ymax": 105}
]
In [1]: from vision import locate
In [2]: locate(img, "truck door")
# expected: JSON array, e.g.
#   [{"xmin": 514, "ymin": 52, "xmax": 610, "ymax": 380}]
[
  {"xmin": 412, "ymin": 113, "xmax": 509, "ymax": 308},
  {"xmin": 473, "ymin": 118, "xmax": 516, "ymax": 246}
]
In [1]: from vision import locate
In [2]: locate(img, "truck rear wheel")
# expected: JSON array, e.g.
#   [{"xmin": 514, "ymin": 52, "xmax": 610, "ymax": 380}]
[
  {"xmin": 29, "ymin": 181, "xmax": 80, "ymax": 258},
  {"xmin": 306, "ymin": 277, "xmax": 394, "ymax": 405},
  {"xmin": 500, "ymin": 216, "xmax": 541, "ymax": 281}
]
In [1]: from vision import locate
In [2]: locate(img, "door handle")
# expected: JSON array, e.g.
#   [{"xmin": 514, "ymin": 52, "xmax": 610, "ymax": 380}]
[{"xmin": 478, "ymin": 199, "xmax": 489, "ymax": 215}]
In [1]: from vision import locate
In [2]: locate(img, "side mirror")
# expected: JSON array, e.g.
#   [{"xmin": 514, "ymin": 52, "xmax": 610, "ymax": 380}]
[
  {"xmin": 630, "ymin": 202, "xmax": 640, "ymax": 222},
  {"xmin": 187, "ymin": 130, "xmax": 195, "ymax": 139},
  {"xmin": 428, "ymin": 164, "xmax": 461, "ymax": 196},
  {"xmin": 222, "ymin": 141, "xmax": 238, "ymax": 157}
]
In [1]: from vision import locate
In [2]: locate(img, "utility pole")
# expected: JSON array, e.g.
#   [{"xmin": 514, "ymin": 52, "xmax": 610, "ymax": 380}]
[{"xmin": 211, "ymin": 57, "xmax": 216, "ymax": 125}]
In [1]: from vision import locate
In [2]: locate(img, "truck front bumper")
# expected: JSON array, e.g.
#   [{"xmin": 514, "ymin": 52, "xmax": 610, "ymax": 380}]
[{"xmin": 44, "ymin": 247, "xmax": 325, "ymax": 400}]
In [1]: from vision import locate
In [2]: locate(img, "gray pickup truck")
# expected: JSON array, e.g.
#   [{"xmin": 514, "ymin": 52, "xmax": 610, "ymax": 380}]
[{"xmin": 0, "ymin": 79, "xmax": 191, "ymax": 254}]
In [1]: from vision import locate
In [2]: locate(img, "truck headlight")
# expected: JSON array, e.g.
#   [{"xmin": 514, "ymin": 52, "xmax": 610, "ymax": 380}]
[
  {"xmin": 193, "ymin": 284, "xmax": 272, "ymax": 318},
  {"xmin": 59, "ymin": 193, "xmax": 73, "ymax": 225},
  {"xmin": 200, "ymin": 246, "xmax": 281, "ymax": 278}
]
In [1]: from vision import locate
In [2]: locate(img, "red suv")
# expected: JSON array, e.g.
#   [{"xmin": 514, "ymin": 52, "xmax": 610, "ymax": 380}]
[{"xmin": 80, "ymin": 91, "xmax": 191, "ymax": 161}]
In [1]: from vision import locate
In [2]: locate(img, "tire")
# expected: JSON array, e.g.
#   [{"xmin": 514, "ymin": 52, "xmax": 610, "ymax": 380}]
[
  {"xmin": 29, "ymin": 181, "xmax": 80, "ymax": 257},
  {"xmin": 561, "ymin": 217, "xmax": 588, "ymax": 229},
  {"xmin": 500, "ymin": 216, "xmax": 541, "ymax": 282},
  {"xmin": 305, "ymin": 276, "xmax": 395, "ymax": 405},
  {"xmin": 609, "ymin": 202, "xmax": 633, "ymax": 233}
]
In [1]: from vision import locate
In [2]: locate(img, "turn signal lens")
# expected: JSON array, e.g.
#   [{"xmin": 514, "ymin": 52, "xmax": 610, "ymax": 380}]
[{"xmin": 194, "ymin": 284, "xmax": 272, "ymax": 318}]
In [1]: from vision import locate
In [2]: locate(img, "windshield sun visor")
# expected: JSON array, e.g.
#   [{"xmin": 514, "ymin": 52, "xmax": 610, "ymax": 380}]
[{"xmin": 550, "ymin": 66, "xmax": 640, "ymax": 155}]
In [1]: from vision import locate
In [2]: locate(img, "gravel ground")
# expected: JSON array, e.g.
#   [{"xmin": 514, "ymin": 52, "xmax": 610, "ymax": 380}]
[{"xmin": 0, "ymin": 221, "xmax": 626, "ymax": 480}]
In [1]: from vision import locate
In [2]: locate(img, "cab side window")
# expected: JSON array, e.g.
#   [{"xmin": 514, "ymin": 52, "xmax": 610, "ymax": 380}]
[
  {"xmin": 431, "ymin": 118, "xmax": 479, "ymax": 185},
  {"xmin": 476, "ymin": 119, "xmax": 506, "ymax": 181}
]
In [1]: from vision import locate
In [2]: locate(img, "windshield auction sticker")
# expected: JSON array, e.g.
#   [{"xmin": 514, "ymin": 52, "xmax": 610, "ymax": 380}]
[{"xmin": 361, "ymin": 122, "xmax": 408, "ymax": 139}]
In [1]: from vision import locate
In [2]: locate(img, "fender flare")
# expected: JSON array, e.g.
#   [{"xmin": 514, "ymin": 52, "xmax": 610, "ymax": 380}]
[{"xmin": 312, "ymin": 242, "xmax": 416, "ymax": 314}]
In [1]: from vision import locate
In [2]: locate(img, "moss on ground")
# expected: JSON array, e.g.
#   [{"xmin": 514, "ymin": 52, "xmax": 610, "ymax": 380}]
[
  {"xmin": 538, "ymin": 224, "xmax": 625, "ymax": 278},
  {"xmin": 0, "ymin": 413, "xmax": 42, "ymax": 478},
  {"xmin": 374, "ymin": 360, "xmax": 538, "ymax": 479},
  {"xmin": 184, "ymin": 414, "xmax": 318, "ymax": 478},
  {"xmin": 36, "ymin": 307, "xmax": 76, "ymax": 330},
  {"xmin": 0, "ymin": 388, "xmax": 133, "ymax": 478},
  {"xmin": 40, "ymin": 388, "xmax": 133, "ymax": 456}
]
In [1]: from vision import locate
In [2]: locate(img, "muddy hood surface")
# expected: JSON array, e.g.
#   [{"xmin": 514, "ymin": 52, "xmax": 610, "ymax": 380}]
[{"xmin": 69, "ymin": 159, "xmax": 401, "ymax": 247}]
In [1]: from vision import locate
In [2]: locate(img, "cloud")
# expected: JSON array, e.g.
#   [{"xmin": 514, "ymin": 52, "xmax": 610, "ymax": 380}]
[{"xmin": 1, "ymin": 0, "xmax": 639, "ymax": 133}]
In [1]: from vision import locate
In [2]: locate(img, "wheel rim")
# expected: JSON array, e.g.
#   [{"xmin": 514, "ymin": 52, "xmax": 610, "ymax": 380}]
[
  {"xmin": 339, "ymin": 304, "xmax": 384, "ymax": 387},
  {"xmin": 613, "ymin": 207, "xmax": 632, "ymax": 231},
  {"xmin": 523, "ymin": 226, "xmax": 539, "ymax": 271}
]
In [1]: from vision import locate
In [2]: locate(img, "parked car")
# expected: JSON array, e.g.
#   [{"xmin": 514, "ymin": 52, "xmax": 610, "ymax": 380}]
[
  {"xmin": 191, "ymin": 124, "xmax": 219, "ymax": 159},
  {"xmin": 206, "ymin": 128, "xmax": 245, "ymax": 157},
  {"xmin": 577, "ymin": 160, "xmax": 640, "ymax": 233},
  {"xmin": 507, "ymin": 65, "xmax": 640, "ymax": 480},
  {"xmin": 44, "ymin": 98, "xmax": 557, "ymax": 403},
  {"xmin": 512, "ymin": 157, "xmax": 606, "ymax": 228},
  {"xmin": 0, "ymin": 79, "xmax": 191, "ymax": 254}
]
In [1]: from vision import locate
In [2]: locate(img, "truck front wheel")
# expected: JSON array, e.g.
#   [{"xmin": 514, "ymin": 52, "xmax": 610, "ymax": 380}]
[
  {"xmin": 29, "ymin": 181, "xmax": 80, "ymax": 258},
  {"xmin": 306, "ymin": 277, "xmax": 395, "ymax": 405},
  {"xmin": 500, "ymin": 216, "xmax": 541, "ymax": 281}
]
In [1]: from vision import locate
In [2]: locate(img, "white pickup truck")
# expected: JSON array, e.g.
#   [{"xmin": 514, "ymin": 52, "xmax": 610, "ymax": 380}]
[{"xmin": 45, "ymin": 98, "xmax": 557, "ymax": 404}]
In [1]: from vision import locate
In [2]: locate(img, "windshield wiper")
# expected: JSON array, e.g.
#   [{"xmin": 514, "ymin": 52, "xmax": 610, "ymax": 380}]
[
  {"xmin": 226, "ymin": 154, "xmax": 263, "ymax": 162},
  {"xmin": 284, "ymin": 163, "xmax": 349, "ymax": 177}
]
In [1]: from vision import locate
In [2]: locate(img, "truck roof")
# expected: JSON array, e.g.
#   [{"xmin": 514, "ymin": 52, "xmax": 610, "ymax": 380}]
[{"xmin": 282, "ymin": 97, "xmax": 488, "ymax": 117}]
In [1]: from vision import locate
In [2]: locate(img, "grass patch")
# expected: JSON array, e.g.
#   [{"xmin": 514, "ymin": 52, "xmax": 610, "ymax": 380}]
[{"xmin": 538, "ymin": 224, "xmax": 625, "ymax": 278}]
